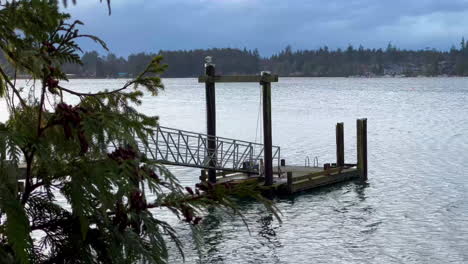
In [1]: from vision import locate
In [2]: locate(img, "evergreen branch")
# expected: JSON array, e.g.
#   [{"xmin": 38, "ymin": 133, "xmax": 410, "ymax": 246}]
[
  {"xmin": 57, "ymin": 81, "xmax": 134, "ymax": 97},
  {"xmin": 54, "ymin": 20, "xmax": 83, "ymax": 52},
  {"xmin": 0, "ymin": 66, "xmax": 26, "ymax": 107},
  {"xmin": 75, "ymin": 34, "xmax": 108, "ymax": 51},
  {"xmin": 21, "ymin": 153, "xmax": 34, "ymax": 205},
  {"xmin": 37, "ymin": 80, "xmax": 46, "ymax": 136}
]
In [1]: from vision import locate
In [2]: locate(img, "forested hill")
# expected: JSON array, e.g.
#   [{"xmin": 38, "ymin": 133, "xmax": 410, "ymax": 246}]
[
  {"xmin": 56, "ymin": 48, "xmax": 261, "ymax": 78},
  {"xmin": 3, "ymin": 40, "xmax": 468, "ymax": 77}
]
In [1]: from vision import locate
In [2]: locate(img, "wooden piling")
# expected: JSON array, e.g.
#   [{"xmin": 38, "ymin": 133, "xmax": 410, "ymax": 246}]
[
  {"xmin": 261, "ymin": 72, "xmax": 273, "ymax": 186},
  {"xmin": 281, "ymin": 159, "xmax": 286, "ymax": 167},
  {"xmin": 336, "ymin": 122, "xmax": 344, "ymax": 167},
  {"xmin": 205, "ymin": 58, "xmax": 217, "ymax": 183},
  {"xmin": 200, "ymin": 170, "xmax": 207, "ymax": 182},
  {"xmin": 287, "ymin": 171, "xmax": 293, "ymax": 193},
  {"xmin": 357, "ymin": 118, "xmax": 368, "ymax": 180},
  {"xmin": 197, "ymin": 69, "xmax": 278, "ymax": 185}
]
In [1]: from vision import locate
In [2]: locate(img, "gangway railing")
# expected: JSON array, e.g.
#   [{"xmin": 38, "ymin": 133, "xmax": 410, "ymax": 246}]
[
  {"xmin": 138, "ymin": 126, "xmax": 280, "ymax": 174},
  {"xmin": 1, "ymin": 126, "xmax": 280, "ymax": 175}
]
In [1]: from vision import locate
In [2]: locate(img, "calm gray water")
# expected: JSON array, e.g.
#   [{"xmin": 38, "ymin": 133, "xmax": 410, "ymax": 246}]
[{"xmin": 3, "ymin": 77, "xmax": 468, "ymax": 263}]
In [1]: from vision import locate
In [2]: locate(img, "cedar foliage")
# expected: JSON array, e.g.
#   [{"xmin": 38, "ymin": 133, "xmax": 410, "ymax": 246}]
[{"xmin": 0, "ymin": 1, "xmax": 278, "ymax": 263}]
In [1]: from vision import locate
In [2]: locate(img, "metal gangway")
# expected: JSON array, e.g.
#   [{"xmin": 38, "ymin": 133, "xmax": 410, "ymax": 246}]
[{"xmin": 138, "ymin": 126, "xmax": 281, "ymax": 174}]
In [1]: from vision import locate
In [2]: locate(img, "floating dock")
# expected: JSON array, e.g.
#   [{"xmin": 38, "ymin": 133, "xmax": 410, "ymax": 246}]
[
  {"xmin": 196, "ymin": 57, "xmax": 368, "ymax": 195},
  {"xmin": 202, "ymin": 117, "xmax": 368, "ymax": 195},
  {"xmin": 214, "ymin": 165, "xmax": 359, "ymax": 195}
]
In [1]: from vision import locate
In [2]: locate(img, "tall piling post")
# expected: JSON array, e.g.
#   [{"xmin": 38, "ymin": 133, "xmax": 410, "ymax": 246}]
[
  {"xmin": 204, "ymin": 57, "xmax": 217, "ymax": 183},
  {"xmin": 287, "ymin": 171, "xmax": 293, "ymax": 194},
  {"xmin": 261, "ymin": 71, "xmax": 273, "ymax": 186},
  {"xmin": 336, "ymin": 122, "xmax": 344, "ymax": 167},
  {"xmin": 357, "ymin": 118, "xmax": 368, "ymax": 180}
]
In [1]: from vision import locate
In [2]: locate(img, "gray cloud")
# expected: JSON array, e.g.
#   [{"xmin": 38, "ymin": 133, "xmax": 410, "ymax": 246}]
[{"xmin": 67, "ymin": 0, "xmax": 468, "ymax": 56}]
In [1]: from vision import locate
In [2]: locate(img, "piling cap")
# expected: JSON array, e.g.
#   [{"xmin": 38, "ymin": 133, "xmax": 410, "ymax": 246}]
[
  {"xmin": 204, "ymin": 56, "xmax": 214, "ymax": 67},
  {"xmin": 259, "ymin": 71, "xmax": 272, "ymax": 85},
  {"xmin": 261, "ymin": 71, "xmax": 271, "ymax": 76}
]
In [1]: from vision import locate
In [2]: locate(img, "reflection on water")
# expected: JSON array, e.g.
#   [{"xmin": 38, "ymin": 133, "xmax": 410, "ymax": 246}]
[
  {"xmin": 2, "ymin": 77, "xmax": 468, "ymax": 263},
  {"xmin": 176, "ymin": 181, "xmax": 372, "ymax": 264}
]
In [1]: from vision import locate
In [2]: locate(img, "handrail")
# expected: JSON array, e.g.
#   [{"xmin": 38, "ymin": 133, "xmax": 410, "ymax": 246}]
[
  {"xmin": 141, "ymin": 125, "xmax": 281, "ymax": 174},
  {"xmin": 3, "ymin": 125, "xmax": 281, "ymax": 175},
  {"xmin": 157, "ymin": 125, "xmax": 281, "ymax": 148}
]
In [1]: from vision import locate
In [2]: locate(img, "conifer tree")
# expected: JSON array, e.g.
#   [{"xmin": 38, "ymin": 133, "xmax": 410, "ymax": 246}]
[{"xmin": 0, "ymin": 1, "xmax": 278, "ymax": 263}]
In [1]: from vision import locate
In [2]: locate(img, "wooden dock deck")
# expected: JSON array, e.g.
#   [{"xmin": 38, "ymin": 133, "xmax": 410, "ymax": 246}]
[
  {"xmin": 214, "ymin": 164, "xmax": 360, "ymax": 195},
  {"xmin": 208, "ymin": 117, "xmax": 368, "ymax": 195},
  {"xmin": 275, "ymin": 165, "xmax": 359, "ymax": 194}
]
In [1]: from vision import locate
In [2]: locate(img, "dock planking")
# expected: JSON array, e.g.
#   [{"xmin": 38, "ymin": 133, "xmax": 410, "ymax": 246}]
[{"xmin": 206, "ymin": 164, "xmax": 360, "ymax": 195}]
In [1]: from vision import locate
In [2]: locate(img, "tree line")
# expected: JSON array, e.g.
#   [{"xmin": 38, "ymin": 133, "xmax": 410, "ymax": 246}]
[
  {"xmin": 57, "ymin": 48, "xmax": 261, "ymax": 78},
  {"xmin": 265, "ymin": 40, "xmax": 468, "ymax": 77},
  {"xmin": 2, "ymin": 39, "xmax": 468, "ymax": 78}
]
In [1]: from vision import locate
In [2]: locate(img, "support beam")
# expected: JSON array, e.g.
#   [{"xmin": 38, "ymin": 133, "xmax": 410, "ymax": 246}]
[
  {"xmin": 204, "ymin": 57, "xmax": 217, "ymax": 183},
  {"xmin": 198, "ymin": 75, "xmax": 279, "ymax": 83},
  {"xmin": 261, "ymin": 72, "xmax": 273, "ymax": 186},
  {"xmin": 287, "ymin": 171, "xmax": 293, "ymax": 194},
  {"xmin": 336, "ymin": 122, "xmax": 344, "ymax": 167},
  {"xmin": 357, "ymin": 118, "xmax": 368, "ymax": 180}
]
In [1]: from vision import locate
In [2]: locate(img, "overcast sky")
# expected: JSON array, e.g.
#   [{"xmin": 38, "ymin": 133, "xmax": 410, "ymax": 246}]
[{"xmin": 66, "ymin": 0, "xmax": 468, "ymax": 56}]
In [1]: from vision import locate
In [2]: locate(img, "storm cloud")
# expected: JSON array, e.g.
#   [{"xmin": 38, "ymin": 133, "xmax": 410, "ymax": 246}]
[{"xmin": 66, "ymin": 0, "xmax": 468, "ymax": 56}]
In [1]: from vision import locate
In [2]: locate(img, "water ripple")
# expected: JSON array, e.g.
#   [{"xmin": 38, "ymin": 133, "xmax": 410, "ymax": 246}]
[{"xmin": 6, "ymin": 78, "xmax": 466, "ymax": 263}]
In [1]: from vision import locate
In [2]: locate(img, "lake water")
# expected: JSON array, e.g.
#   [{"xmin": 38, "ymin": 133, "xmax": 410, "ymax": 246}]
[{"xmin": 2, "ymin": 77, "xmax": 468, "ymax": 263}]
